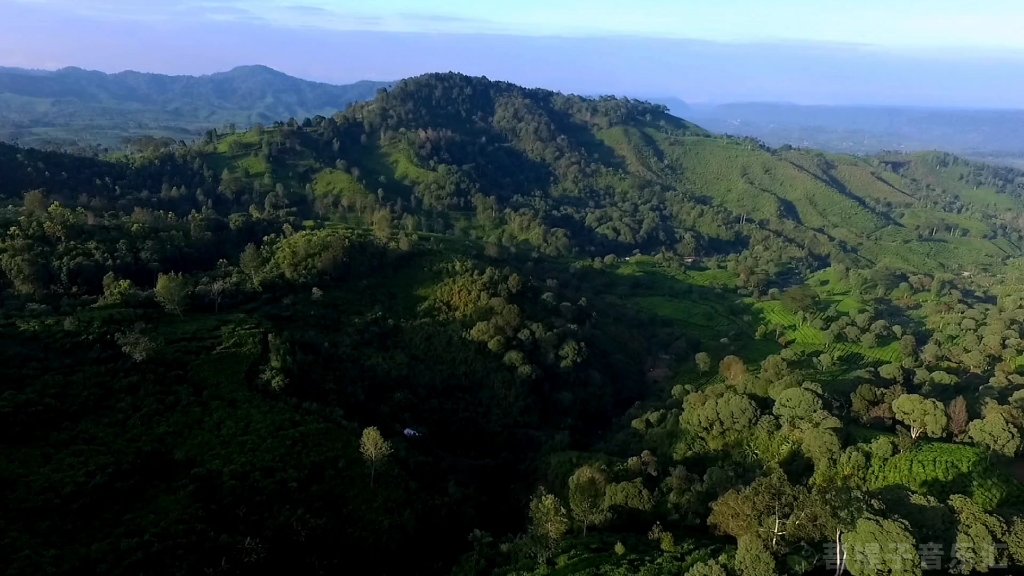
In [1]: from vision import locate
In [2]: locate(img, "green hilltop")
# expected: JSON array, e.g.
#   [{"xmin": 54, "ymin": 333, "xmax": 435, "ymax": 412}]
[{"xmin": 170, "ymin": 72, "xmax": 1024, "ymax": 275}]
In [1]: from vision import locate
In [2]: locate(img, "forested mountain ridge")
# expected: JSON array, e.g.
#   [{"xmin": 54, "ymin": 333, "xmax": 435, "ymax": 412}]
[
  {"xmin": 8, "ymin": 72, "xmax": 1024, "ymax": 576},
  {"xmin": 5, "ymin": 72, "xmax": 1024, "ymax": 283},
  {"xmin": 187, "ymin": 72, "xmax": 1024, "ymax": 274},
  {"xmin": 0, "ymin": 64, "xmax": 388, "ymax": 149}
]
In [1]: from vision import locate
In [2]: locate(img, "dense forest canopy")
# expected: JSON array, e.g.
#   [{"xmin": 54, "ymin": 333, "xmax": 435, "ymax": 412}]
[{"xmin": 7, "ymin": 72, "xmax": 1024, "ymax": 576}]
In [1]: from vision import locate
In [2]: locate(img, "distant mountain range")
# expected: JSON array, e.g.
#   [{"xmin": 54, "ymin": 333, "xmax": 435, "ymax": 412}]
[
  {"xmin": 7, "ymin": 63, "xmax": 1024, "ymax": 164},
  {"xmin": 0, "ymin": 65, "xmax": 390, "ymax": 149}
]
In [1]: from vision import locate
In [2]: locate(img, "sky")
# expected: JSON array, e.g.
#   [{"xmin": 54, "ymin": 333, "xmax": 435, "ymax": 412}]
[{"xmin": 4, "ymin": 0, "xmax": 1024, "ymax": 106}]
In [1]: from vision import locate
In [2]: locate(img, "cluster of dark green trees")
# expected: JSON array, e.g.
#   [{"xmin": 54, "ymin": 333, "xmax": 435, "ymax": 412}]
[{"xmin": 481, "ymin": 307, "xmax": 1024, "ymax": 576}]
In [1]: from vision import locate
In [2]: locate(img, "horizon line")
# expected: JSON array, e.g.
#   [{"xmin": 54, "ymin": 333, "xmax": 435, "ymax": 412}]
[{"xmin": 6, "ymin": 62, "xmax": 1024, "ymax": 112}]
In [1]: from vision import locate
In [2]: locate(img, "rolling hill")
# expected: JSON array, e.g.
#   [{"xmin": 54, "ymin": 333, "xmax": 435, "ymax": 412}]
[{"xmin": 176, "ymin": 73, "xmax": 1024, "ymax": 274}]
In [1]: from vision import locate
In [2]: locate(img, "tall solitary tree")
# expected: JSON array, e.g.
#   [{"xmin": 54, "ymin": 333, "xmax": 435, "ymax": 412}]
[
  {"xmin": 210, "ymin": 279, "xmax": 228, "ymax": 313},
  {"xmin": 360, "ymin": 427, "xmax": 393, "ymax": 487},
  {"xmin": 948, "ymin": 396, "xmax": 969, "ymax": 440},
  {"xmin": 529, "ymin": 488, "xmax": 569, "ymax": 562},
  {"xmin": 568, "ymin": 465, "xmax": 610, "ymax": 536},
  {"xmin": 239, "ymin": 243, "xmax": 264, "ymax": 288}
]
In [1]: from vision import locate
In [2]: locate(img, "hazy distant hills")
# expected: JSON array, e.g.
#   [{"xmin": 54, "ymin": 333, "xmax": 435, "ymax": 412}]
[
  {"xmin": 682, "ymin": 102, "xmax": 1024, "ymax": 162},
  {"xmin": 0, "ymin": 65, "xmax": 389, "ymax": 149}
]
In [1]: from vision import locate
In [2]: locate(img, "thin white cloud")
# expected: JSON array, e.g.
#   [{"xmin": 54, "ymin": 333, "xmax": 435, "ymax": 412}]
[{"xmin": 9, "ymin": 0, "xmax": 1024, "ymax": 49}]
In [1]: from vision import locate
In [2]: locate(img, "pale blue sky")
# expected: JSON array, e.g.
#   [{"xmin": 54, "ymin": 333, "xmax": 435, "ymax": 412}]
[
  {"xmin": 5, "ymin": 0, "xmax": 1024, "ymax": 106},
  {"xmin": 8, "ymin": 0, "xmax": 1024, "ymax": 47}
]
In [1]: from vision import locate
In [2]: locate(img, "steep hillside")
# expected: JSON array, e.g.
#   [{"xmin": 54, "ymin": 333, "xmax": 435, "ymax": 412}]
[{"xmin": 0, "ymin": 65, "xmax": 388, "ymax": 149}]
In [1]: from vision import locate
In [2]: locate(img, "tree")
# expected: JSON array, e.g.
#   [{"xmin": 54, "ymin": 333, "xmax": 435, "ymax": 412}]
[
  {"xmin": 1006, "ymin": 517, "xmax": 1024, "ymax": 567},
  {"xmin": 860, "ymin": 332, "xmax": 878, "ymax": 348},
  {"xmin": 842, "ymin": 515, "xmax": 921, "ymax": 576},
  {"xmin": 878, "ymin": 363, "xmax": 904, "ymax": 385},
  {"xmin": 792, "ymin": 484, "xmax": 865, "ymax": 576},
  {"xmin": 851, "ymin": 384, "xmax": 885, "ymax": 424},
  {"xmin": 568, "ymin": 465, "xmax": 610, "ymax": 536},
  {"xmin": 963, "ymin": 350, "xmax": 988, "ymax": 373},
  {"xmin": 781, "ymin": 284, "xmax": 820, "ymax": 313},
  {"xmin": 834, "ymin": 263, "xmax": 849, "ymax": 281},
  {"xmin": 719, "ymin": 355, "xmax": 748, "ymax": 383},
  {"xmin": 802, "ymin": 427, "xmax": 842, "ymax": 468},
  {"xmin": 821, "ymin": 330, "xmax": 835, "ymax": 349},
  {"xmin": 869, "ymin": 319, "xmax": 890, "ymax": 336},
  {"xmin": 695, "ymin": 352, "xmax": 712, "ymax": 374},
  {"xmin": 773, "ymin": 387, "xmax": 824, "ymax": 428},
  {"xmin": 372, "ymin": 209, "xmax": 393, "ymax": 239},
  {"xmin": 708, "ymin": 469, "xmax": 806, "ymax": 551},
  {"xmin": 529, "ymin": 488, "xmax": 569, "ymax": 562},
  {"xmin": 210, "ymin": 279, "xmax": 228, "ymax": 313},
  {"xmin": 681, "ymin": 391, "xmax": 759, "ymax": 446},
  {"xmin": 102, "ymin": 272, "xmax": 134, "ymax": 304},
  {"xmin": 948, "ymin": 396, "xmax": 969, "ymax": 440},
  {"xmin": 23, "ymin": 189, "xmax": 50, "ymax": 216},
  {"xmin": 892, "ymin": 394, "xmax": 948, "ymax": 439},
  {"xmin": 154, "ymin": 272, "xmax": 191, "ymax": 316},
  {"xmin": 815, "ymin": 353, "xmax": 836, "ymax": 372},
  {"xmin": 897, "ymin": 334, "xmax": 921, "ymax": 356},
  {"xmin": 239, "ymin": 243, "xmax": 264, "ymax": 288},
  {"xmin": 359, "ymin": 426, "xmax": 392, "ymax": 487},
  {"xmin": 968, "ymin": 413, "xmax": 1020, "ymax": 458},
  {"xmin": 949, "ymin": 495, "xmax": 1009, "ymax": 573}
]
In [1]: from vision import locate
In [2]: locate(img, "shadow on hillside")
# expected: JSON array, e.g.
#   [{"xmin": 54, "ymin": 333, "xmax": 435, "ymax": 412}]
[
  {"xmin": 785, "ymin": 158, "xmax": 902, "ymax": 228},
  {"xmin": 539, "ymin": 258, "xmax": 779, "ymax": 368}
]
